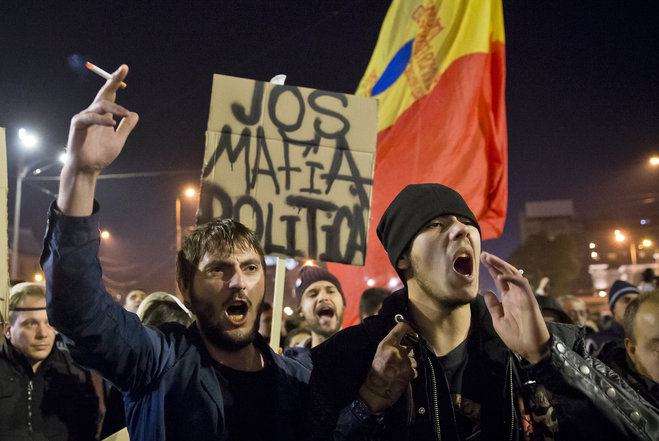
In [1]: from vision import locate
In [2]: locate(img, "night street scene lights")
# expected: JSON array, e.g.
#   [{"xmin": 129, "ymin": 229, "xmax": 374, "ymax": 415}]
[
  {"xmin": 176, "ymin": 187, "xmax": 198, "ymax": 251},
  {"xmin": 10, "ymin": 128, "xmax": 67, "ymax": 280}
]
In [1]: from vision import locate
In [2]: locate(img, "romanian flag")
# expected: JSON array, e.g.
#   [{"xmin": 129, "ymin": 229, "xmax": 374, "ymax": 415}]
[{"xmin": 329, "ymin": 0, "xmax": 507, "ymax": 326}]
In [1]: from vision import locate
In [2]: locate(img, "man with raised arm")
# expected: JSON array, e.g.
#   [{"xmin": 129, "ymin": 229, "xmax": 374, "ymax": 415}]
[
  {"xmin": 309, "ymin": 183, "xmax": 657, "ymax": 441},
  {"xmin": 40, "ymin": 65, "xmax": 309, "ymax": 441}
]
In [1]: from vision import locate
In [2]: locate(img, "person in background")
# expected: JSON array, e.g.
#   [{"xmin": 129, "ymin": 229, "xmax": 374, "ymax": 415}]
[
  {"xmin": 258, "ymin": 301, "xmax": 273, "ymax": 343},
  {"xmin": 587, "ymin": 280, "xmax": 640, "ymax": 356},
  {"xmin": 1, "ymin": 284, "xmax": 100, "ymax": 440},
  {"xmin": 358, "ymin": 287, "xmax": 391, "ymax": 322},
  {"xmin": 558, "ymin": 294, "xmax": 598, "ymax": 334},
  {"xmin": 284, "ymin": 265, "xmax": 345, "ymax": 369},
  {"xmin": 283, "ymin": 327, "xmax": 312, "ymax": 349},
  {"xmin": 600, "ymin": 291, "xmax": 659, "ymax": 408},
  {"xmin": 123, "ymin": 288, "xmax": 147, "ymax": 313},
  {"xmin": 534, "ymin": 294, "xmax": 572, "ymax": 324},
  {"xmin": 639, "ymin": 268, "xmax": 657, "ymax": 293},
  {"xmin": 137, "ymin": 291, "xmax": 194, "ymax": 327}
]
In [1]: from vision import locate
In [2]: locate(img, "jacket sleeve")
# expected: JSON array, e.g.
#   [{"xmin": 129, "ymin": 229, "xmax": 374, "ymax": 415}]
[
  {"xmin": 41, "ymin": 201, "xmax": 178, "ymax": 397},
  {"xmin": 309, "ymin": 326, "xmax": 381, "ymax": 441},
  {"xmin": 333, "ymin": 402, "xmax": 385, "ymax": 441},
  {"xmin": 521, "ymin": 324, "xmax": 658, "ymax": 441}
]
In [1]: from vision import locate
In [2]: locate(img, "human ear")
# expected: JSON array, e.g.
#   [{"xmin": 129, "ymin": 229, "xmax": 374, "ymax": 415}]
[
  {"xmin": 397, "ymin": 254, "xmax": 410, "ymax": 271},
  {"xmin": 3, "ymin": 322, "xmax": 11, "ymax": 341},
  {"xmin": 624, "ymin": 337, "xmax": 636, "ymax": 358}
]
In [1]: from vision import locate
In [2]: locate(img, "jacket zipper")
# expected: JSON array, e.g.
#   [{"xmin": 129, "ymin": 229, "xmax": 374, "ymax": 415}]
[
  {"xmin": 508, "ymin": 362, "xmax": 514, "ymax": 441},
  {"xmin": 427, "ymin": 358, "xmax": 442, "ymax": 440},
  {"xmin": 395, "ymin": 313, "xmax": 442, "ymax": 440},
  {"xmin": 27, "ymin": 379, "xmax": 34, "ymax": 436}
]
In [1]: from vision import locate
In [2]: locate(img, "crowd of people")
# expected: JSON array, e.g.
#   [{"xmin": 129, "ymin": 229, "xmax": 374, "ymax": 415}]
[{"xmin": 2, "ymin": 65, "xmax": 658, "ymax": 440}]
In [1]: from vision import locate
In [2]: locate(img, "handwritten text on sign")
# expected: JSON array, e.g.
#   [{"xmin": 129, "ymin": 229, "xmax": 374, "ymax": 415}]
[{"xmin": 199, "ymin": 75, "xmax": 377, "ymax": 265}]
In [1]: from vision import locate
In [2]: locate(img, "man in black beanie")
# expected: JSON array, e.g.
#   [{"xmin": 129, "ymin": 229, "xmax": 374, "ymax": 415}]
[
  {"xmin": 284, "ymin": 265, "xmax": 346, "ymax": 369},
  {"xmin": 309, "ymin": 183, "xmax": 657, "ymax": 441},
  {"xmin": 586, "ymin": 280, "xmax": 640, "ymax": 357}
]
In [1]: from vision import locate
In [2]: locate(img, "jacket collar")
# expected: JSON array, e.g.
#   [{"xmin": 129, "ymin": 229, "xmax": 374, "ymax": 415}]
[{"xmin": 379, "ymin": 288, "xmax": 508, "ymax": 364}]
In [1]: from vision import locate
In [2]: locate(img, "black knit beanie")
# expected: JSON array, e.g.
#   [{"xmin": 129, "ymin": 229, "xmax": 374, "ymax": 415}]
[
  {"xmin": 376, "ymin": 183, "xmax": 481, "ymax": 281},
  {"xmin": 294, "ymin": 265, "xmax": 345, "ymax": 307},
  {"xmin": 608, "ymin": 280, "xmax": 639, "ymax": 311}
]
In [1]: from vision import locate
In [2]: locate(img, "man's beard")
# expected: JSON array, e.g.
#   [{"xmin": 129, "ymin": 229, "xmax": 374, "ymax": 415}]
[
  {"xmin": 192, "ymin": 292, "xmax": 263, "ymax": 351},
  {"xmin": 311, "ymin": 320, "xmax": 342, "ymax": 339}
]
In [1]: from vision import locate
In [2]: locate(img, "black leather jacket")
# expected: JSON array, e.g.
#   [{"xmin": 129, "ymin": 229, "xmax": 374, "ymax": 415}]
[{"xmin": 309, "ymin": 290, "xmax": 658, "ymax": 441}]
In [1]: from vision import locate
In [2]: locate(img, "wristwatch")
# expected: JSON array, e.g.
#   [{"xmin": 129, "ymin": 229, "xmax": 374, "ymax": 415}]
[{"xmin": 350, "ymin": 399, "xmax": 384, "ymax": 424}]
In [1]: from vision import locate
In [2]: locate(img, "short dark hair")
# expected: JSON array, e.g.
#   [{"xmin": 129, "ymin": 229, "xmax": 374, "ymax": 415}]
[
  {"xmin": 176, "ymin": 218, "xmax": 266, "ymax": 293},
  {"xmin": 141, "ymin": 300, "xmax": 194, "ymax": 327},
  {"xmin": 359, "ymin": 287, "xmax": 391, "ymax": 318},
  {"xmin": 624, "ymin": 290, "xmax": 659, "ymax": 341}
]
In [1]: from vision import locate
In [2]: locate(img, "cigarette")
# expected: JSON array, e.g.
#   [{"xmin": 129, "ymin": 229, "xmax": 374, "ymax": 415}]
[{"xmin": 85, "ymin": 62, "xmax": 127, "ymax": 89}]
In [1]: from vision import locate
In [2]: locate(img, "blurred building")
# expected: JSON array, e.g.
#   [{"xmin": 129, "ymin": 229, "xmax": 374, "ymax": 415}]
[{"xmin": 519, "ymin": 199, "xmax": 658, "ymax": 312}]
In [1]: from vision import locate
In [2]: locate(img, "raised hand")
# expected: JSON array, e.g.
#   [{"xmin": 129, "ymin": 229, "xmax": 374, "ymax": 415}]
[
  {"xmin": 58, "ymin": 65, "xmax": 139, "ymax": 216},
  {"xmin": 480, "ymin": 251, "xmax": 550, "ymax": 364},
  {"xmin": 358, "ymin": 321, "xmax": 418, "ymax": 414},
  {"xmin": 66, "ymin": 65, "xmax": 138, "ymax": 174}
]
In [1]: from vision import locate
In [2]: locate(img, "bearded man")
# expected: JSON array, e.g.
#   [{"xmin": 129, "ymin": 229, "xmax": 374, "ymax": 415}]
[{"xmin": 41, "ymin": 65, "xmax": 309, "ymax": 441}]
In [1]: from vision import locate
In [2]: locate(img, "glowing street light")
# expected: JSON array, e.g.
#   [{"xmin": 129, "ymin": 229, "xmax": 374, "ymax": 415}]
[
  {"xmin": 614, "ymin": 230, "xmax": 626, "ymax": 242},
  {"xmin": 100, "ymin": 230, "xmax": 111, "ymax": 240},
  {"xmin": 641, "ymin": 239, "xmax": 653, "ymax": 248},
  {"xmin": 650, "ymin": 156, "xmax": 659, "ymax": 166},
  {"xmin": 11, "ymin": 128, "xmax": 41, "ymax": 279},
  {"xmin": 176, "ymin": 186, "xmax": 198, "ymax": 251},
  {"xmin": 18, "ymin": 128, "xmax": 38, "ymax": 149}
]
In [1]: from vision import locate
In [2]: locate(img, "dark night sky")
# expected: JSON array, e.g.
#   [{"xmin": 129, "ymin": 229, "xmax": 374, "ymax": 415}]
[{"xmin": 2, "ymin": 1, "xmax": 658, "ymax": 297}]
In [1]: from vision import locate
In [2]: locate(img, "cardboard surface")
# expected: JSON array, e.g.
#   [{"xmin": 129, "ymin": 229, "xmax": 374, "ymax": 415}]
[
  {"xmin": 1, "ymin": 128, "xmax": 8, "ymax": 319},
  {"xmin": 200, "ymin": 75, "xmax": 377, "ymax": 265}
]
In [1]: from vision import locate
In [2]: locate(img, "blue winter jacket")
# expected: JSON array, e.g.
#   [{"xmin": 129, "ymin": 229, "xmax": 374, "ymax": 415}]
[{"xmin": 40, "ymin": 202, "xmax": 310, "ymax": 441}]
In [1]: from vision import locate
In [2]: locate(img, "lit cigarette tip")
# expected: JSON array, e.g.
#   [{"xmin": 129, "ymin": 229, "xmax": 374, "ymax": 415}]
[{"xmin": 85, "ymin": 61, "xmax": 127, "ymax": 89}]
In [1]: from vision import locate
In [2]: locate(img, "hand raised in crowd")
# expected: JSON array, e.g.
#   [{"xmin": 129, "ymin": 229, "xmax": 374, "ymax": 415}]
[
  {"xmin": 358, "ymin": 321, "xmax": 418, "ymax": 414},
  {"xmin": 66, "ymin": 64, "xmax": 138, "ymax": 175},
  {"xmin": 480, "ymin": 251, "xmax": 551, "ymax": 364},
  {"xmin": 59, "ymin": 64, "xmax": 138, "ymax": 216}
]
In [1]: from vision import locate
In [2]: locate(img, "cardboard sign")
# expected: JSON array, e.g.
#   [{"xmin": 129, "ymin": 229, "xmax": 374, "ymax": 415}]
[
  {"xmin": 1, "ymin": 128, "xmax": 8, "ymax": 320},
  {"xmin": 199, "ymin": 75, "xmax": 378, "ymax": 265}
]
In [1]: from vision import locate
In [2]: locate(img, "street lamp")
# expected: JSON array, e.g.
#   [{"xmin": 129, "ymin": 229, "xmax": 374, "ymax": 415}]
[
  {"xmin": 174, "ymin": 187, "xmax": 197, "ymax": 297},
  {"xmin": 11, "ymin": 128, "xmax": 39, "ymax": 280},
  {"xmin": 11, "ymin": 128, "xmax": 66, "ymax": 280},
  {"xmin": 176, "ymin": 186, "xmax": 197, "ymax": 251},
  {"xmin": 613, "ymin": 229, "xmax": 655, "ymax": 273}
]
